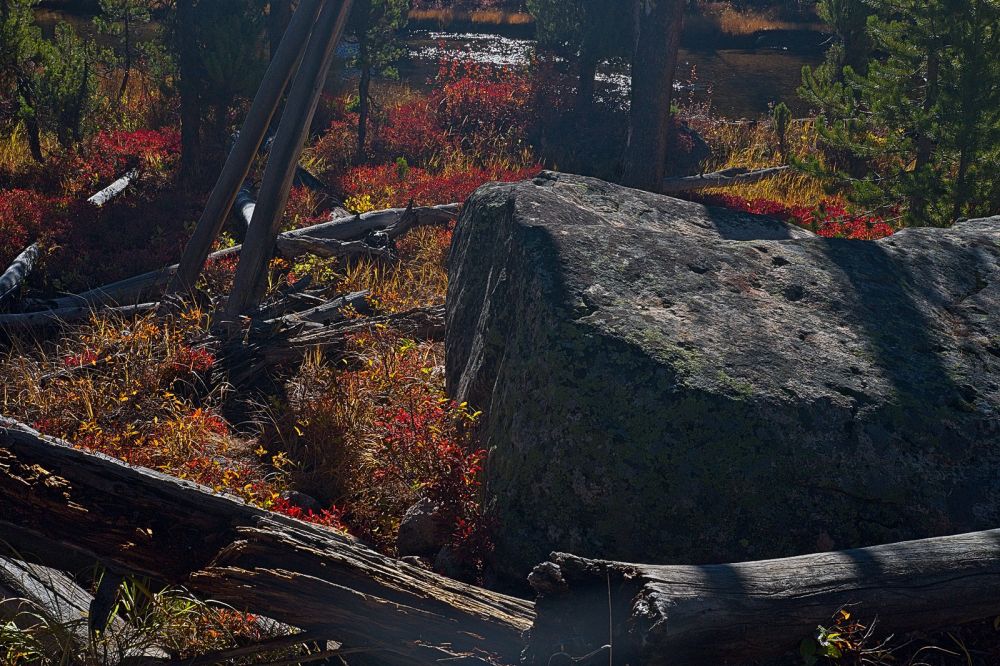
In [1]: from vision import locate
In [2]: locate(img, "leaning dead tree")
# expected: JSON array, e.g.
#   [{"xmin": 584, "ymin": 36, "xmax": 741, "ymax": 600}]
[
  {"xmin": 225, "ymin": 0, "xmax": 354, "ymax": 319},
  {"xmin": 167, "ymin": 0, "xmax": 325, "ymax": 295},
  {"xmin": 0, "ymin": 418, "xmax": 533, "ymax": 666},
  {"xmin": 524, "ymin": 540, "xmax": 1000, "ymax": 666}
]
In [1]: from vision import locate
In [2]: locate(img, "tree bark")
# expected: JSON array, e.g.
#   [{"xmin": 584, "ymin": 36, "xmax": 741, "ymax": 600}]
[
  {"xmin": 268, "ymin": 0, "xmax": 293, "ymax": 62},
  {"xmin": 16, "ymin": 76, "xmax": 44, "ymax": 163},
  {"xmin": 525, "ymin": 539, "xmax": 1000, "ymax": 666},
  {"xmin": 623, "ymin": 0, "xmax": 685, "ymax": 192},
  {"xmin": 168, "ymin": 0, "xmax": 323, "ymax": 296},
  {"xmin": 0, "ymin": 418, "xmax": 534, "ymax": 666},
  {"xmin": 224, "ymin": 0, "xmax": 355, "ymax": 320}
]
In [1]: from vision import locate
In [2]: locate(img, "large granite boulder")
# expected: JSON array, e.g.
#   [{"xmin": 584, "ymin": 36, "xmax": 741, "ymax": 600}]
[{"xmin": 446, "ymin": 171, "xmax": 1000, "ymax": 577}]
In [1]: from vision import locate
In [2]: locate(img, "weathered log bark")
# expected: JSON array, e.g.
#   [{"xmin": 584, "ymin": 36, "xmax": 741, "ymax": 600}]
[
  {"xmin": 0, "ymin": 558, "xmax": 93, "ymax": 650},
  {"xmin": 660, "ymin": 165, "xmax": 791, "ymax": 193},
  {"xmin": 524, "ymin": 540, "xmax": 1000, "ymax": 666},
  {"xmin": 168, "ymin": 0, "xmax": 324, "ymax": 296},
  {"xmin": 220, "ymin": 304, "xmax": 445, "ymax": 385},
  {"xmin": 0, "ymin": 302, "xmax": 156, "ymax": 331},
  {"xmin": 27, "ymin": 204, "xmax": 458, "ymax": 312},
  {"xmin": 87, "ymin": 170, "xmax": 137, "ymax": 207},
  {"xmin": 0, "ymin": 243, "xmax": 40, "ymax": 309},
  {"xmin": 275, "ymin": 235, "xmax": 392, "ymax": 261},
  {"xmin": 225, "ymin": 0, "xmax": 354, "ymax": 318},
  {"xmin": 0, "ymin": 557, "xmax": 168, "ymax": 663},
  {"xmin": 0, "ymin": 418, "xmax": 533, "ymax": 665},
  {"xmin": 262, "ymin": 290, "xmax": 370, "ymax": 328}
]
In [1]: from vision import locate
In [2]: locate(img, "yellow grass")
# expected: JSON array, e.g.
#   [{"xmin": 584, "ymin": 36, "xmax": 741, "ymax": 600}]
[
  {"xmin": 692, "ymin": 115, "xmax": 828, "ymax": 207},
  {"xmin": 686, "ymin": 2, "xmax": 826, "ymax": 39},
  {"xmin": 408, "ymin": 8, "xmax": 534, "ymax": 27}
]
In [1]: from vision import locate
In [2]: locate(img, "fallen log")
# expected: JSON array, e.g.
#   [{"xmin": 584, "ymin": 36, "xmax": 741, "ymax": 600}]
[
  {"xmin": 275, "ymin": 234, "xmax": 392, "ymax": 260},
  {"xmin": 524, "ymin": 538, "xmax": 1000, "ymax": 666},
  {"xmin": 0, "ymin": 302, "xmax": 156, "ymax": 331},
  {"xmin": 0, "ymin": 418, "xmax": 533, "ymax": 665},
  {"xmin": 660, "ymin": 165, "xmax": 791, "ymax": 193},
  {"xmin": 0, "ymin": 243, "xmax": 40, "ymax": 309},
  {"xmin": 219, "ymin": 304, "xmax": 444, "ymax": 385},
  {"xmin": 87, "ymin": 169, "xmax": 138, "ymax": 207},
  {"xmin": 0, "ymin": 557, "xmax": 168, "ymax": 663},
  {"xmin": 263, "ymin": 290, "xmax": 370, "ymax": 328},
  {"xmin": 30, "ymin": 204, "xmax": 459, "ymax": 312}
]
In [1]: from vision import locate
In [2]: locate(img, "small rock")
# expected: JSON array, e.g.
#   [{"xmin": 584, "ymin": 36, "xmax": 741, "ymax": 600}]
[
  {"xmin": 400, "ymin": 555, "xmax": 433, "ymax": 570},
  {"xmin": 279, "ymin": 490, "xmax": 322, "ymax": 514},
  {"xmin": 396, "ymin": 498, "xmax": 449, "ymax": 557}
]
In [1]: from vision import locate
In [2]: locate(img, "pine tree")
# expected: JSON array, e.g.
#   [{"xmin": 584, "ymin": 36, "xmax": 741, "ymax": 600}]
[
  {"xmin": 36, "ymin": 21, "xmax": 98, "ymax": 149},
  {"xmin": 0, "ymin": 0, "xmax": 45, "ymax": 161},
  {"xmin": 349, "ymin": 0, "xmax": 409, "ymax": 163},
  {"xmin": 95, "ymin": 0, "xmax": 154, "ymax": 101},
  {"xmin": 801, "ymin": 0, "xmax": 1000, "ymax": 226}
]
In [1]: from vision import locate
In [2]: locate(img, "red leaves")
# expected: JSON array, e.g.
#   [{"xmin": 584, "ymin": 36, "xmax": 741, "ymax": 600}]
[
  {"xmin": 337, "ymin": 162, "xmax": 539, "ymax": 209},
  {"xmin": 697, "ymin": 193, "xmax": 896, "ymax": 240},
  {"xmin": 272, "ymin": 497, "xmax": 348, "ymax": 532}
]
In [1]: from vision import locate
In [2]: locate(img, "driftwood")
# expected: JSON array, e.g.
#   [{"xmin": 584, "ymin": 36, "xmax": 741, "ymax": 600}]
[
  {"xmin": 168, "ymin": 0, "xmax": 325, "ymax": 295},
  {"xmin": 524, "ymin": 538, "xmax": 1000, "ymax": 666},
  {"xmin": 0, "ymin": 418, "xmax": 534, "ymax": 665},
  {"xmin": 660, "ymin": 165, "xmax": 791, "ymax": 193},
  {"xmin": 24, "ymin": 204, "xmax": 459, "ymax": 312},
  {"xmin": 87, "ymin": 169, "xmax": 137, "ymax": 207},
  {"xmin": 224, "ymin": 0, "xmax": 354, "ymax": 318},
  {"xmin": 0, "ymin": 243, "xmax": 40, "ymax": 309}
]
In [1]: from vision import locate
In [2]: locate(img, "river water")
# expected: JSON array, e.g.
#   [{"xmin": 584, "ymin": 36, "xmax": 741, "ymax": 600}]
[
  {"xmin": 406, "ymin": 31, "xmax": 821, "ymax": 119},
  {"xmin": 35, "ymin": 8, "xmax": 821, "ymax": 120}
]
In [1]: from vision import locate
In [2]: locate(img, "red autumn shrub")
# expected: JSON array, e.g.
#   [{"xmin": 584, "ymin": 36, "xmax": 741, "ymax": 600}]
[
  {"xmin": 337, "ymin": 162, "xmax": 539, "ymax": 208},
  {"xmin": 377, "ymin": 98, "xmax": 453, "ymax": 165},
  {"xmin": 0, "ymin": 190, "xmax": 52, "ymax": 264},
  {"xmin": 697, "ymin": 193, "xmax": 896, "ymax": 240},
  {"xmin": 58, "ymin": 128, "xmax": 181, "ymax": 196},
  {"xmin": 432, "ymin": 57, "xmax": 535, "ymax": 156},
  {"xmin": 311, "ymin": 118, "xmax": 358, "ymax": 176},
  {"xmin": 272, "ymin": 496, "xmax": 348, "ymax": 532}
]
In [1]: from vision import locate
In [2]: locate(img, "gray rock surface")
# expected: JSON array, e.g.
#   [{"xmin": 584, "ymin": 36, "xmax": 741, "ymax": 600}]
[
  {"xmin": 446, "ymin": 171, "xmax": 1000, "ymax": 577},
  {"xmin": 396, "ymin": 498, "xmax": 449, "ymax": 557}
]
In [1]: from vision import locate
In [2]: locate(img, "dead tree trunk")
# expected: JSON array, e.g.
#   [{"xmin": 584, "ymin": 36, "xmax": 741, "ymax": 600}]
[
  {"xmin": 87, "ymin": 170, "xmax": 137, "ymax": 207},
  {"xmin": 623, "ymin": 0, "xmax": 685, "ymax": 192},
  {"xmin": 168, "ymin": 0, "xmax": 324, "ymax": 296},
  {"xmin": 225, "ymin": 0, "xmax": 355, "ymax": 320},
  {"xmin": 0, "ymin": 243, "xmax": 40, "ymax": 309},
  {"xmin": 0, "ymin": 418, "xmax": 533, "ymax": 666},
  {"xmin": 660, "ymin": 166, "xmax": 791, "ymax": 193},
  {"xmin": 524, "ymin": 541, "xmax": 1000, "ymax": 666}
]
